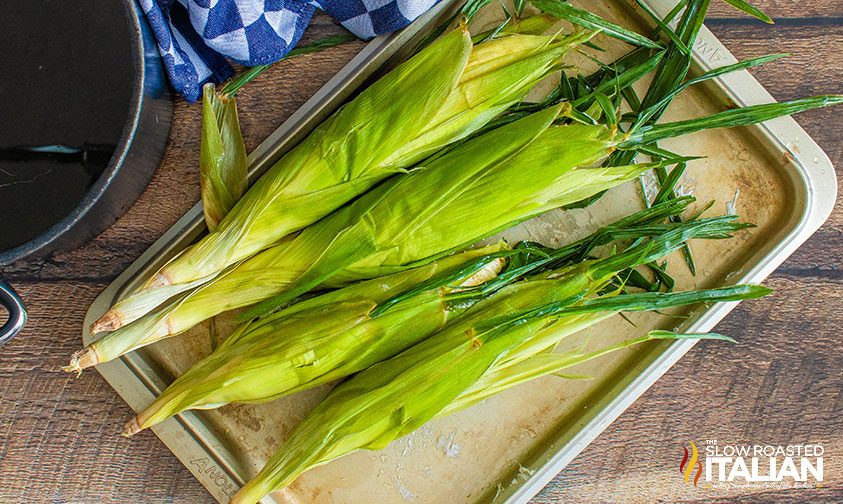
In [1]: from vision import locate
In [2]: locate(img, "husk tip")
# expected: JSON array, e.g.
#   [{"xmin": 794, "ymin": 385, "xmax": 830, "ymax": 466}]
[
  {"xmin": 63, "ymin": 347, "xmax": 100, "ymax": 375},
  {"xmin": 122, "ymin": 417, "xmax": 142, "ymax": 438}
]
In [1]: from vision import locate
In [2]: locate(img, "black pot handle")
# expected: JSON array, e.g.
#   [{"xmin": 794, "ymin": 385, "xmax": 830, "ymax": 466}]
[{"xmin": 0, "ymin": 275, "xmax": 27, "ymax": 345}]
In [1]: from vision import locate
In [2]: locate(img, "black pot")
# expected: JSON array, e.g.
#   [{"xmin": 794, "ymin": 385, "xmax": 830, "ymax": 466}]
[{"xmin": 0, "ymin": 1, "xmax": 172, "ymax": 344}]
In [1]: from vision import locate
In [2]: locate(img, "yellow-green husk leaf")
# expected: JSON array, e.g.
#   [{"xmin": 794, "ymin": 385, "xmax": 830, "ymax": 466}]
[{"xmin": 199, "ymin": 83, "xmax": 248, "ymax": 232}]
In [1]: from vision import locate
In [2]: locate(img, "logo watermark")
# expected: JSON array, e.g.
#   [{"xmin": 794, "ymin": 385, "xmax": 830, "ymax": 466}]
[{"xmin": 679, "ymin": 440, "xmax": 824, "ymax": 489}]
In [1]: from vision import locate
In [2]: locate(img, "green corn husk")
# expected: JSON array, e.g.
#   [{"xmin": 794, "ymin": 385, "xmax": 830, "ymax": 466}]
[
  {"xmin": 122, "ymin": 197, "xmax": 702, "ymax": 433},
  {"xmin": 229, "ymin": 223, "xmax": 771, "ymax": 503},
  {"xmin": 92, "ymin": 26, "xmax": 589, "ymax": 333},
  {"xmin": 122, "ymin": 244, "xmax": 508, "ymax": 435},
  {"xmin": 199, "ymin": 83, "xmax": 248, "ymax": 232}
]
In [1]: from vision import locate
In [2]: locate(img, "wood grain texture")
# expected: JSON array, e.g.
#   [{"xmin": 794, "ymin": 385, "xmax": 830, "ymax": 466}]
[
  {"xmin": 1, "ymin": 5, "xmax": 840, "ymax": 503},
  {"xmin": 708, "ymin": 2, "xmax": 840, "ymax": 19}
]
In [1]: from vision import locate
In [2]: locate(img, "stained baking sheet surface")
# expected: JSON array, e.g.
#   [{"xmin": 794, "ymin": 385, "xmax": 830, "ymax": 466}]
[{"xmin": 83, "ymin": 1, "xmax": 836, "ymax": 502}]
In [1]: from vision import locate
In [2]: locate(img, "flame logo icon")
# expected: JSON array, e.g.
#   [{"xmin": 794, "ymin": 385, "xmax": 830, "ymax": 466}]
[{"xmin": 679, "ymin": 441, "xmax": 704, "ymax": 486}]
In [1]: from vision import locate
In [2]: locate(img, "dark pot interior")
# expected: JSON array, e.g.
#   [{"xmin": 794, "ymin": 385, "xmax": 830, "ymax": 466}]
[
  {"xmin": 0, "ymin": 0, "xmax": 172, "ymax": 266},
  {"xmin": 0, "ymin": 0, "xmax": 173, "ymax": 343}
]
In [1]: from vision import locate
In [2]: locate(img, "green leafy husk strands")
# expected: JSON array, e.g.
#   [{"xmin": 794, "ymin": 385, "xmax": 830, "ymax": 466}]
[
  {"xmin": 229, "ymin": 220, "xmax": 770, "ymax": 503},
  {"xmin": 121, "ymin": 197, "xmax": 704, "ymax": 433},
  {"xmin": 91, "ymin": 26, "xmax": 590, "ymax": 334},
  {"xmin": 546, "ymin": 0, "xmax": 774, "ymax": 271},
  {"xmin": 530, "ymin": 0, "xmax": 663, "ymax": 50},
  {"xmin": 626, "ymin": 95, "xmax": 843, "ymax": 145},
  {"xmin": 568, "ymin": 0, "xmax": 714, "ymax": 272},
  {"xmin": 199, "ymin": 84, "xmax": 248, "ymax": 232}
]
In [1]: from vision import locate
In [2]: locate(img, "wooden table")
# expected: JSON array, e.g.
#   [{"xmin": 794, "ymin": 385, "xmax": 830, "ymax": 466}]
[{"xmin": 1, "ymin": 2, "xmax": 840, "ymax": 502}]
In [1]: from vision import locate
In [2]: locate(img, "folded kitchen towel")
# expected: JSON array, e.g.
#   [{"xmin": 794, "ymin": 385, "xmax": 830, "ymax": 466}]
[{"xmin": 139, "ymin": 0, "xmax": 440, "ymax": 101}]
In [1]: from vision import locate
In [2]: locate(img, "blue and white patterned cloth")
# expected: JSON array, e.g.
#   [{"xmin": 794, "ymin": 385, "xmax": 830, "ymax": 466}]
[{"xmin": 139, "ymin": 0, "xmax": 440, "ymax": 101}]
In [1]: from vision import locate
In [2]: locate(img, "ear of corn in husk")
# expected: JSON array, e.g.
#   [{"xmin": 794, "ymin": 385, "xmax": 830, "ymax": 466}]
[
  {"xmin": 122, "ymin": 244, "xmax": 508, "ymax": 435},
  {"xmin": 233, "ymin": 322, "xmax": 750, "ymax": 504},
  {"xmin": 199, "ymin": 83, "xmax": 248, "ymax": 232},
  {"xmin": 92, "ymin": 26, "xmax": 591, "ymax": 333},
  {"xmin": 121, "ymin": 197, "xmax": 700, "ymax": 433},
  {"xmin": 229, "ymin": 218, "xmax": 770, "ymax": 504}
]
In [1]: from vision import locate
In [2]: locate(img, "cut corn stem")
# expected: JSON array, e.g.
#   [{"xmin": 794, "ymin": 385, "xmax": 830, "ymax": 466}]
[{"xmin": 89, "ymin": 273, "xmax": 218, "ymax": 335}]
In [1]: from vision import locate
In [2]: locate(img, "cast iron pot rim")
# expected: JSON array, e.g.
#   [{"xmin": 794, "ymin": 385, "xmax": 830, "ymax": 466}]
[{"xmin": 0, "ymin": 0, "xmax": 145, "ymax": 266}]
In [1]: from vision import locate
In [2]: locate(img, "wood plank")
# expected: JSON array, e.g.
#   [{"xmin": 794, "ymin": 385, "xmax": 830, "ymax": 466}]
[{"xmin": 0, "ymin": 281, "xmax": 212, "ymax": 502}]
